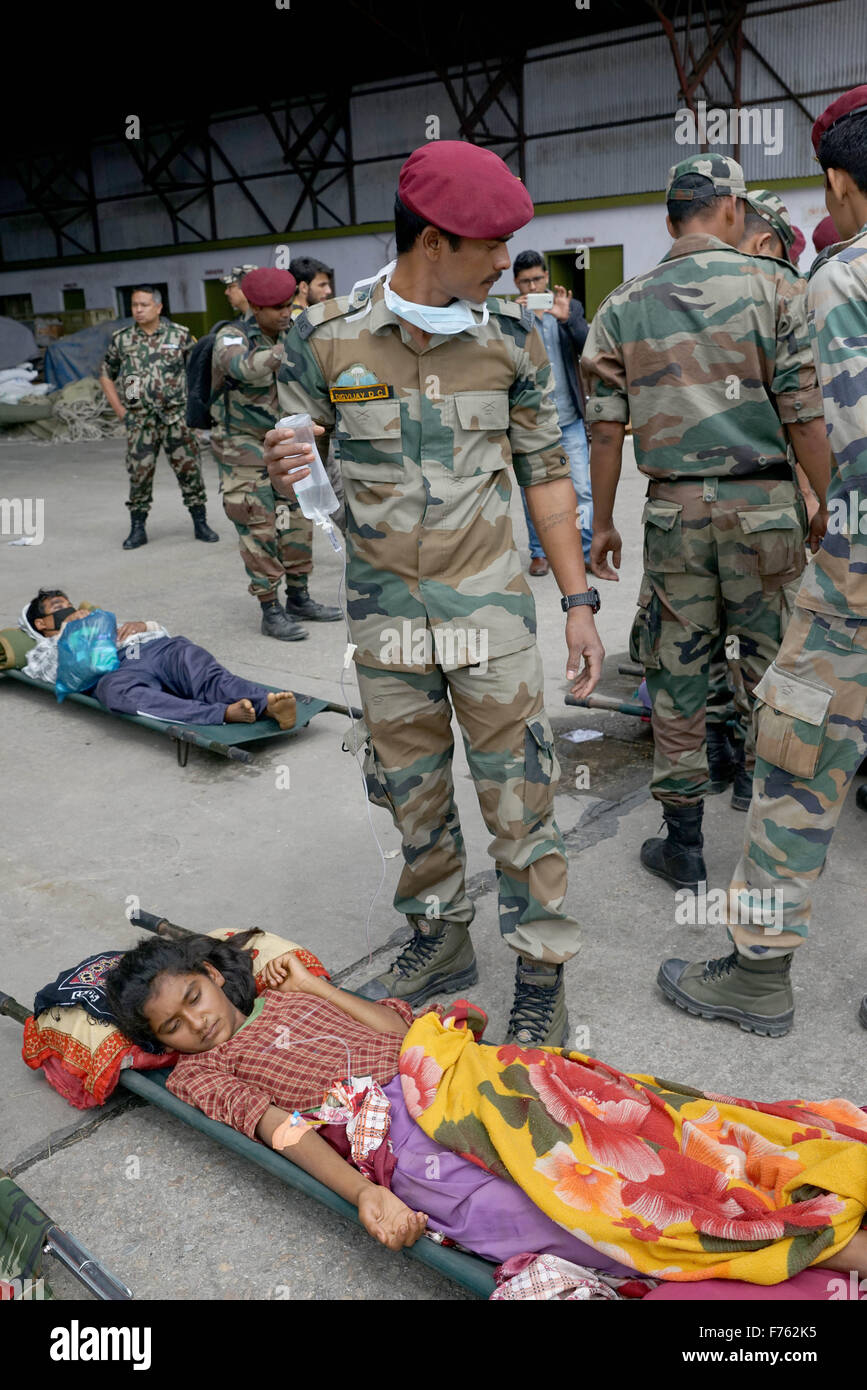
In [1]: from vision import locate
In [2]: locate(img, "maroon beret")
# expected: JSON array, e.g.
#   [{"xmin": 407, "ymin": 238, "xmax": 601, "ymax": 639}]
[
  {"xmin": 398, "ymin": 141, "xmax": 534, "ymax": 239},
  {"xmin": 812, "ymin": 215, "xmax": 839, "ymax": 253},
  {"xmin": 241, "ymin": 268, "xmax": 297, "ymax": 306},
  {"xmin": 789, "ymin": 226, "xmax": 806, "ymax": 264},
  {"xmin": 811, "ymin": 84, "xmax": 867, "ymax": 154}
]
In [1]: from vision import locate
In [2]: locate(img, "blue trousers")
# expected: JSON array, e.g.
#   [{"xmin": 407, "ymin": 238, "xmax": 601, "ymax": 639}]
[
  {"xmin": 94, "ymin": 636, "xmax": 270, "ymax": 726},
  {"xmin": 521, "ymin": 418, "xmax": 592, "ymax": 562}
]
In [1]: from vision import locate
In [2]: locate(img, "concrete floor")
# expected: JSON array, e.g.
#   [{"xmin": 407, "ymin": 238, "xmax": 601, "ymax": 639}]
[{"xmin": 1, "ymin": 437, "xmax": 864, "ymax": 1301}]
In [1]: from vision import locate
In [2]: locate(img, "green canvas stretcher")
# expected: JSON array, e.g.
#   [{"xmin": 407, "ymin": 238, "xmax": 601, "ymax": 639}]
[
  {"xmin": 119, "ymin": 1066, "xmax": 498, "ymax": 1298},
  {"xmin": 0, "ymin": 667, "xmax": 338, "ymax": 765}
]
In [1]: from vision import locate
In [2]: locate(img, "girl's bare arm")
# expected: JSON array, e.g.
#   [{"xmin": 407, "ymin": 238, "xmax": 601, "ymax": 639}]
[
  {"xmin": 258, "ymin": 954, "xmax": 410, "ymax": 1037},
  {"xmin": 255, "ymin": 1105, "xmax": 426, "ymax": 1250}
]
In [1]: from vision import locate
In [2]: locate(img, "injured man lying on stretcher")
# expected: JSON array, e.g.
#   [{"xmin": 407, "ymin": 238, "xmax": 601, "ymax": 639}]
[
  {"xmin": 104, "ymin": 931, "xmax": 867, "ymax": 1287},
  {"xmin": 20, "ymin": 588, "xmax": 296, "ymax": 728}
]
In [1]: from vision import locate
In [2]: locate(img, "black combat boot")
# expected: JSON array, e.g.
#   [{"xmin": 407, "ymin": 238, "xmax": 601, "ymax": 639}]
[
  {"xmin": 504, "ymin": 957, "xmax": 569, "ymax": 1048},
  {"xmin": 729, "ymin": 737, "xmax": 753, "ymax": 811},
  {"xmin": 640, "ymin": 802, "xmax": 707, "ymax": 892},
  {"xmin": 260, "ymin": 600, "xmax": 307, "ymax": 641},
  {"xmin": 122, "ymin": 512, "xmax": 148, "ymax": 549},
  {"xmin": 190, "ymin": 505, "xmax": 219, "ymax": 542},
  {"xmin": 284, "ymin": 584, "xmax": 341, "ymax": 622},
  {"xmin": 855, "ymin": 785, "xmax": 867, "ymax": 813},
  {"xmin": 705, "ymin": 723, "xmax": 736, "ymax": 794}
]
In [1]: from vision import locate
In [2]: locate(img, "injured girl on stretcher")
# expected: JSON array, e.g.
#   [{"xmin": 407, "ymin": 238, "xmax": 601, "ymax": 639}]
[{"xmin": 105, "ymin": 931, "xmax": 867, "ymax": 1287}]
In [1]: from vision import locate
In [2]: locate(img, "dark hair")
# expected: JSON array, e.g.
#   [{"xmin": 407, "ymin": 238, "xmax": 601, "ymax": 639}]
[
  {"xmin": 104, "ymin": 928, "xmax": 261, "ymax": 1050},
  {"xmin": 742, "ymin": 211, "xmax": 783, "ymax": 254},
  {"xmin": 288, "ymin": 256, "xmax": 333, "ymax": 286},
  {"xmin": 818, "ymin": 111, "xmax": 867, "ymax": 196},
  {"xmin": 26, "ymin": 587, "xmax": 69, "ymax": 630},
  {"xmin": 393, "ymin": 193, "xmax": 462, "ymax": 255},
  {"xmin": 131, "ymin": 285, "xmax": 162, "ymax": 305},
  {"xmin": 513, "ymin": 249, "xmax": 545, "ymax": 277},
  {"xmin": 667, "ymin": 175, "xmax": 738, "ymax": 231}
]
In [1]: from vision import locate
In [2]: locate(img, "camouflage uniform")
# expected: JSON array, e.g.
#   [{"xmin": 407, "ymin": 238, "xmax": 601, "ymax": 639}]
[
  {"xmin": 210, "ymin": 316, "xmax": 313, "ymax": 602},
  {"xmin": 101, "ymin": 318, "xmax": 206, "ymax": 514},
  {"xmin": 583, "ymin": 165, "xmax": 821, "ymax": 806},
  {"xmin": 729, "ymin": 223, "xmax": 867, "ymax": 957},
  {"xmin": 275, "ymin": 278, "xmax": 580, "ymax": 963}
]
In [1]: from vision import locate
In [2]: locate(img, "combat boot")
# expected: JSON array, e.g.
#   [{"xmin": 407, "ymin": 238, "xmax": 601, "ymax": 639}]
[
  {"xmin": 640, "ymin": 802, "xmax": 707, "ymax": 892},
  {"xmin": 855, "ymin": 785, "xmax": 867, "ymax": 813},
  {"xmin": 657, "ymin": 950, "xmax": 794, "ymax": 1037},
  {"xmin": 260, "ymin": 600, "xmax": 307, "ymax": 642},
  {"xmin": 705, "ymin": 723, "xmax": 736, "ymax": 794},
  {"xmin": 190, "ymin": 505, "xmax": 219, "ymax": 542},
  {"xmin": 504, "ymin": 957, "xmax": 569, "ymax": 1048},
  {"xmin": 729, "ymin": 737, "xmax": 753, "ymax": 812},
  {"xmin": 355, "ymin": 919, "xmax": 477, "ymax": 1006},
  {"xmin": 122, "ymin": 512, "xmax": 148, "ymax": 550},
  {"xmin": 284, "ymin": 584, "xmax": 341, "ymax": 623}
]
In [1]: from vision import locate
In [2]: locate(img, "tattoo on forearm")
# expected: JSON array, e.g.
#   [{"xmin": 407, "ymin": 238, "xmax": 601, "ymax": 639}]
[{"xmin": 536, "ymin": 507, "xmax": 574, "ymax": 535}]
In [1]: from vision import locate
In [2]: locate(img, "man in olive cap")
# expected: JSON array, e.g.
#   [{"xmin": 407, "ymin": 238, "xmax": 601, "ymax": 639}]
[
  {"xmin": 740, "ymin": 189, "xmax": 797, "ymax": 262},
  {"xmin": 262, "ymin": 140, "xmax": 605, "ymax": 1046},
  {"xmin": 583, "ymin": 153, "xmax": 830, "ymax": 918},
  {"xmin": 659, "ymin": 87, "xmax": 867, "ymax": 1036},
  {"xmin": 221, "ymin": 266, "xmax": 259, "ymax": 321}
]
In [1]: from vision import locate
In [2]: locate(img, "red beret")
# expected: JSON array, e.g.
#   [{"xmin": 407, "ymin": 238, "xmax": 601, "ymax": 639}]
[
  {"xmin": 812, "ymin": 215, "xmax": 839, "ymax": 253},
  {"xmin": 241, "ymin": 268, "xmax": 297, "ymax": 306},
  {"xmin": 811, "ymin": 84, "xmax": 867, "ymax": 154},
  {"xmin": 398, "ymin": 141, "xmax": 534, "ymax": 239},
  {"xmin": 789, "ymin": 226, "xmax": 806, "ymax": 264}
]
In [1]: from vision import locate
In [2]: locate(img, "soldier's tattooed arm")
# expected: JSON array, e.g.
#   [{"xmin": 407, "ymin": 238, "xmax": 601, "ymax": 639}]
[
  {"xmin": 524, "ymin": 476, "xmax": 589, "ymax": 594},
  {"xmin": 788, "ymin": 417, "xmax": 831, "ymax": 551}
]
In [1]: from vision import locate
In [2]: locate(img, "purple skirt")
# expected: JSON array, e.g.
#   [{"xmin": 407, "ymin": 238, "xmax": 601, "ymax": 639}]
[{"xmin": 383, "ymin": 1078, "xmax": 636, "ymax": 1276}]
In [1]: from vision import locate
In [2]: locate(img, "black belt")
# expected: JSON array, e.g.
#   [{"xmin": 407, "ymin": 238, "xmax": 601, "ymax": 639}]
[{"xmin": 653, "ymin": 463, "xmax": 793, "ymax": 484}]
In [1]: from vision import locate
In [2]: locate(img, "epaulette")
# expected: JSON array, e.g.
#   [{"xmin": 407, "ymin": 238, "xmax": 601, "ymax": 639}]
[
  {"xmin": 487, "ymin": 296, "xmax": 534, "ymax": 334},
  {"xmin": 295, "ymin": 294, "xmax": 355, "ymax": 339}
]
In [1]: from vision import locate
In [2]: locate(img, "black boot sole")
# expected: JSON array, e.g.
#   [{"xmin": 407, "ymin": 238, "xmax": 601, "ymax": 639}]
[
  {"xmin": 859, "ymin": 996, "xmax": 867, "ymax": 1029},
  {"xmin": 656, "ymin": 965, "xmax": 793, "ymax": 1037},
  {"xmin": 730, "ymin": 792, "xmax": 752, "ymax": 811}
]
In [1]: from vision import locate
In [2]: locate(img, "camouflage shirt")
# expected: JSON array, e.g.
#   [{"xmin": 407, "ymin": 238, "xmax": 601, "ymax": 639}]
[
  {"xmin": 797, "ymin": 223, "xmax": 867, "ymax": 619},
  {"xmin": 100, "ymin": 318, "xmax": 194, "ymax": 418},
  {"xmin": 581, "ymin": 233, "xmax": 823, "ymax": 479},
  {"xmin": 275, "ymin": 278, "xmax": 569, "ymax": 671},
  {"xmin": 210, "ymin": 315, "xmax": 286, "ymax": 441}
]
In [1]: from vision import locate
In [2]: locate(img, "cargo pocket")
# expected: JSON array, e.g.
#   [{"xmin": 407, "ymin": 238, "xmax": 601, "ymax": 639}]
[
  {"xmin": 736, "ymin": 504, "xmax": 802, "ymax": 577},
  {"xmin": 642, "ymin": 500, "xmax": 685, "ymax": 573},
  {"xmin": 452, "ymin": 390, "xmax": 511, "ymax": 476},
  {"xmin": 343, "ymin": 723, "xmax": 396, "ymax": 814},
  {"xmin": 522, "ymin": 712, "xmax": 561, "ymax": 826},
  {"xmin": 753, "ymin": 662, "xmax": 833, "ymax": 779},
  {"xmin": 629, "ymin": 576, "xmax": 662, "ymax": 670},
  {"xmin": 335, "ymin": 400, "xmax": 404, "ymax": 481}
]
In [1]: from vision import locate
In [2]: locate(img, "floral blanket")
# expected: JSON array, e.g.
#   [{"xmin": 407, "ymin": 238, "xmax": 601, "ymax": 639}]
[{"xmin": 398, "ymin": 1014, "xmax": 867, "ymax": 1284}]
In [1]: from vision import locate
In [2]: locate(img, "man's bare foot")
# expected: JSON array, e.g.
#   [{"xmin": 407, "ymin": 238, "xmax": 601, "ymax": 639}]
[
  {"xmin": 267, "ymin": 691, "xmax": 297, "ymax": 730},
  {"xmin": 225, "ymin": 699, "xmax": 257, "ymax": 723}
]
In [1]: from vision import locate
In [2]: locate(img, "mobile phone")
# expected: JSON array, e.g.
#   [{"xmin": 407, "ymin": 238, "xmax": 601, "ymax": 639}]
[{"xmin": 524, "ymin": 291, "xmax": 554, "ymax": 310}]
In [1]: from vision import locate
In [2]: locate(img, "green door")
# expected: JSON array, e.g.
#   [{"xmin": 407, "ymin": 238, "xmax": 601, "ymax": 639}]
[
  {"xmin": 583, "ymin": 245, "xmax": 624, "ymax": 320},
  {"xmin": 204, "ymin": 279, "xmax": 231, "ymax": 332}
]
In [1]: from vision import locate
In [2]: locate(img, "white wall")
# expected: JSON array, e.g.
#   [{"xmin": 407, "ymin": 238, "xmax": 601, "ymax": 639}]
[{"xmin": 0, "ymin": 187, "xmax": 832, "ymax": 318}]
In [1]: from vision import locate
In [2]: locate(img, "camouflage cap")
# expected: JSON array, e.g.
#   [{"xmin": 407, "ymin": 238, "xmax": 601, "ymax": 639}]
[
  {"xmin": 666, "ymin": 154, "xmax": 748, "ymax": 200},
  {"xmin": 221, "ymin": 264, "xmax": 259, "ymax": 285},
  {"xmin": 746, "ymin": 189, "xmax": 796, "ymax": 253}
]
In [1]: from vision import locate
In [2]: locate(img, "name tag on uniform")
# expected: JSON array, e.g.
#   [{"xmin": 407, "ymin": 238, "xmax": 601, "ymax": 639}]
[
  {"xmin": 329, "ymin": 383, "xmax": 393, "ymax": 403},
  {"xmin": 222, "ymin": 336, "xmax": 245, "ymax": 345}
]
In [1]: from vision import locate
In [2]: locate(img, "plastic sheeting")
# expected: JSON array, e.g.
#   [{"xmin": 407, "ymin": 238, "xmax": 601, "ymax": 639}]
[
  {"xmin": 44, "ymin": 318, "xmax": 131, "ymax": 388},
  {"xmin": 0, "ymin": 317, "xmax": 39, "ymax": 373}
]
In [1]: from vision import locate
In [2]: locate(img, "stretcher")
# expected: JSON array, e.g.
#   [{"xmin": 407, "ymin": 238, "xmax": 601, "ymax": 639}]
[
  {"xmin": 0, "ymin": 667, "xmax": 357, "ymax": 766},
  {"xmin": 0, "ymin": 936, "xmax": 498, "ymax": 1298}
]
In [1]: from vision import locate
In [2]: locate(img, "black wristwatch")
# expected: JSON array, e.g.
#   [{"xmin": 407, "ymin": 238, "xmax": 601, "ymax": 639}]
[{"xmin": 561, "ymin": 588, "xmax": 601, "ymax": 615}]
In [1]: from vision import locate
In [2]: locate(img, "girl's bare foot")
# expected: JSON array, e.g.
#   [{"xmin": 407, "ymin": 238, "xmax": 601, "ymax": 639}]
[
  {"xmin": 815, "ymin": 1227, "xmax": 867, "ymax": 1278},
  {"xmin": 267, "ymin": 691, "xmax": 297, "ymax": 730},
  {"xmin": 225, "ymin": 699, "xmax": 257, "ymax": 723}
]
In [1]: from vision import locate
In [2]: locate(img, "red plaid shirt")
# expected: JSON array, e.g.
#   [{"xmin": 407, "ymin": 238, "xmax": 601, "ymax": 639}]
[{"xmin": 166, "ymin": 990, "xmax": 413, "ymax": 1139}]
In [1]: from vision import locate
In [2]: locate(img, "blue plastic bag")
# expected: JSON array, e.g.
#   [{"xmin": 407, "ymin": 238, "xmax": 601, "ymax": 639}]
[{"xmin": 55, "ymin": 609, "xmax": 119, "ymax": 702}]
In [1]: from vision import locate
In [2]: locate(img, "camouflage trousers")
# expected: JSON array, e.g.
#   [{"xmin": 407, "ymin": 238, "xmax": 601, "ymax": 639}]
[
  {"xmin": 728, "ymin": 604, "xmax": 867, "ymax": 958},
  {"xmin": 125, "ymin": 411, "xmax": 206, "ymax": 514},
  {"xmin": 353, "ymin": 643, "xmax": 580, "ymax": 964},
  {"xmin": 631, "ymin": 476, "xmax": 806, "ymax": 805},
  {"xmin": 211, "ymin": 434, "xmax": 312, "ymax": 602}
]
